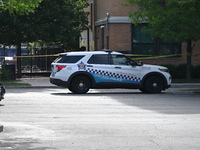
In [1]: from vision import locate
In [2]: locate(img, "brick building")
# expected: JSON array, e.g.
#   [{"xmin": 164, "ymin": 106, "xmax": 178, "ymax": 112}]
[{"xmin": 80, "ymin": 0, "xmax": 200, "ymax": 66}]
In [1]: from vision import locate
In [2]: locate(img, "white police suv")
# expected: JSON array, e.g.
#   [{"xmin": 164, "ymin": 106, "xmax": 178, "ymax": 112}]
[{"xmin": 50, "ymin": 50, "xmax": 171, "ymax": 94}]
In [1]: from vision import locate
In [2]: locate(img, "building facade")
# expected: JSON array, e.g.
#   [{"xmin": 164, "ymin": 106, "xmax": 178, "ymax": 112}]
[{"xmin": 80, "ymin": 0, "xmax": 200, "ymax": 66}]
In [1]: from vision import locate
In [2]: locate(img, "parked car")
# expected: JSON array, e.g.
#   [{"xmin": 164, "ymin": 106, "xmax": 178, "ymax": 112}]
[
  {"xmin": 50, "ymin": 50, "xmax": 171, "ymax": 94},
  {"xmin": 0, "ymin": 83, "xmax": 5, "ymax": 100}
]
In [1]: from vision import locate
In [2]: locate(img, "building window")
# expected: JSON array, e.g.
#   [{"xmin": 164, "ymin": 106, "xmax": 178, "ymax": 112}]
[{"xmin": 132, "ymin": 24, "xmax": 181, "ymax": 57}]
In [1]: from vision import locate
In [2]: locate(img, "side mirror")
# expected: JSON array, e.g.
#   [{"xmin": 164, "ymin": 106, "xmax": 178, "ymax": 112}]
[{"xmin": 137, "ymin": 61, "xmax": 143, "ymax": 66}]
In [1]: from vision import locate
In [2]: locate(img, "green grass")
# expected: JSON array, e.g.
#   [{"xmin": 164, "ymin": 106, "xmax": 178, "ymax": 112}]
[
  {"xmin": 180, "ymin": 89, "xmax": 200, "ymax": 92},
  {"xmin": 2, "ymin": 82, "xmax": 31, "ymax": 86},
  {"xmin": 172, "ymin": 79, "xmax": 200, "ymax": 83}
]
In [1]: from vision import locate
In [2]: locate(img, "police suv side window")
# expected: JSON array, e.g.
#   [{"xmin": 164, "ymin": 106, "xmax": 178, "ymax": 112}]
[
  {"xmin": 112, "ymin": 55, "xmax": 133, "ymax": 66},
  {"xmin": 55, "ymin": 55, "xmax": 84, "ymax": 63},
  {"xmin": 88, "ymin": 54, "xmax": 110, "ymax": 64}
]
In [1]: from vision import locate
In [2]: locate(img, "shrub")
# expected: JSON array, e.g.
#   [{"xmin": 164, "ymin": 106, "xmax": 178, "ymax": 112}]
[
  {"xmin": 162, "ymin": 64, "xmax": 198, "ymax": 79},
  {"xmin": 161, "ymin": 64, "xmax": 176, "ymax": 78},
  {"xmin": 194, "ymin": 65, "xmax": 200, "ymax": 78},
  {"xmin": 175, "ymin": 64, "xmax": 186, "ymax": 79},
  {"xmin": 0, "ymin": 67, "xmax": 11, "ymax": 81}
]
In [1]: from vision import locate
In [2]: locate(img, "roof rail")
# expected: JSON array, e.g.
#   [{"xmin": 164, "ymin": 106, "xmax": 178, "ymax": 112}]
[{"xmin": 103, "ymin": 49, "xmax": 112, "ymax": 53}]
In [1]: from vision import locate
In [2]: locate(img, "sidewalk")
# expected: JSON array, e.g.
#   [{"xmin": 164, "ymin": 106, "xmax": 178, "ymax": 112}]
[
  {"xmin": 17, "ymin": 77, "xmax": 53, "ymax": 87},
  {"xmin": 172, "ymin": 83, "xmax": 200, "ymax": 88},
  {"xmin": 8, "ymin": 77, "xmax": 56, "ymax": 88}
]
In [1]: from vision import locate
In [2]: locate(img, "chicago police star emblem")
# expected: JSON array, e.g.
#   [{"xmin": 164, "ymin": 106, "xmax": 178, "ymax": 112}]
[{"xmin": 77, "ymin": 62, "xmax": 86, "ymax": 70}]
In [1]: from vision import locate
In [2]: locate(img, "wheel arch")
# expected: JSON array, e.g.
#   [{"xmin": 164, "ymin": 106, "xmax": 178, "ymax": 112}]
[
  {"xmin": 68, "ymin": 71, "xmax": 95, "ymax": 87},
  {"xmin": 141, "ymin": 72, "xmax": 168, "ymax": 90}
]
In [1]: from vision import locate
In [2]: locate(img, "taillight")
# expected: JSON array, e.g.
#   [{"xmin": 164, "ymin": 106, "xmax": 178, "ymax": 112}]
[{"xmin": 56, "ymin": 65, "xmax": 66, "ymax": 72}]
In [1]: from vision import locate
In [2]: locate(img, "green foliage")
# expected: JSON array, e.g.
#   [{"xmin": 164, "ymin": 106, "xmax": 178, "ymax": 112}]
[
  {"xmin": 194, "ymin": 65, "xmax": 200, "ymax": 78},
  {"xmin": 29, "ymin": 0, "xmax": 89, "ymax": 50},
  {"xmin": 162, "ymin": 64, "xmax": 200, "ymax": 79},
  {"xmin": 0, "ymin": 0, "xmax": 89, "ymax": 49},
  {"xmin": 3, "ymin": 82, "xmax": 31, "ymax": 86},
  {"xmin": 172, "ymin": 79, "xmax": 200, "ymax": 83},
  {"xmin": 175, "ymin": 64, "xmax": 187, "ymax": 79},
  {"xmin": 161, "ymin": 64, "xmax": 176, "ymax": 78},
  {"xmin": 0, "ymin": 0, "xmax": 43, "ymax": 14},
  {"xmin": 125, "ymin": 0, "xmax": 200, "ymax": 42},
  {"xmin": 0, "ymin": 11, "xmax": 32, "ymax": 45},
  {"xmin": 0, "ymin": 67, "xmax": 10, "ymax": 81}
]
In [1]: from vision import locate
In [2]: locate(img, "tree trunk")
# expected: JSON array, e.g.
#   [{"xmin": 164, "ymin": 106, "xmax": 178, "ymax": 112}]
[
  {"xmin": 16, "ymin": 43, "xmax": 22, "ymax": 78},
  {"xmin": 186, "ymin": 40, "xmax": 192, "ymax": 80}
]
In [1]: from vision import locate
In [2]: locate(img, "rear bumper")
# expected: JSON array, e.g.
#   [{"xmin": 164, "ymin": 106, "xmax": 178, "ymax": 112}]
[{"xmin": 50, "ymin": 78, "xmax": 69, "ymax": 87}]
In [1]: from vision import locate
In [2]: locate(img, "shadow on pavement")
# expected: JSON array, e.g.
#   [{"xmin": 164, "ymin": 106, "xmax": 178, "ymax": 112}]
[{"xmin": 51, "ymin": 90, "xmax": 200, "ymax": 115}]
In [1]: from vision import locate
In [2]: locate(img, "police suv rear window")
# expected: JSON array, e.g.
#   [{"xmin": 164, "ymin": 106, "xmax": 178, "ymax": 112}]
[{"xmin": 55, "ymin": 55, "xmax": 84, "ymax": 63}]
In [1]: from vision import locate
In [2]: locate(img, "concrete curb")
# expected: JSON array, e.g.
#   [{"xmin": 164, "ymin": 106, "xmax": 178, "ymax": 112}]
[
  {"xmin": 0, "ymin": 124, "xmax": 3, "ymax": 132},
  {"xmin": 171, "ymin": 84, "xmax": 200, "ymax": 88}
]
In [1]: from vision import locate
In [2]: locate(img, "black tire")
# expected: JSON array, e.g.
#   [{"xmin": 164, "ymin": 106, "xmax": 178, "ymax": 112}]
[
  {"xmin": 144, "ymin": 76, "xmax": 164, "ymax": 94},
  {"xmin": 68, "ymin": 87, "xmax": 73, "ymax": 92},
  {"xmin": 139, "ymin": 87, "xmax": 147, "ymax": 93},
  {"xmin": 70, "ymin": 76, "xmax": 90, "ymax": 94}
]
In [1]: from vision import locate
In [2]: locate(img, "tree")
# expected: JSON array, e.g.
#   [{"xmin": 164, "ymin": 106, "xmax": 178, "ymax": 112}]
[
  {"xmin": 125, "ymin": 0, "xmax": 200, "ymax": 79},
  {"xmin": 0, "ymin": 11, "xmax": 34, "ymax": 78},
  {"xmin": 0, "ymin": 0, "xmax": 89, "ymax": 78},
  {"xmin": 30, "ymin": 0, "xmax": 89, "ymax": 50},
  {"xmin": 0, "ymin": 0, "xmax": 43, "ymax": 14}
]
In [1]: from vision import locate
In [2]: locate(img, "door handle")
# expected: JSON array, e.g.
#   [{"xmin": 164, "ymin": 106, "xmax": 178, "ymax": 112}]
[
  {"xmin": 87, "ymin": 65, "xmax": 93, "ymax": 67},
  {"xmin": 115, "ymin": 66, "xmax": 121, "ymax": 69}
]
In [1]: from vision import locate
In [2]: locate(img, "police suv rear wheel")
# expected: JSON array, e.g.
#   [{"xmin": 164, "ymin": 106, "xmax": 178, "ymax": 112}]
[{"xmin": 71, "ymin": 76, "xmax": 90, "ymax": 94}]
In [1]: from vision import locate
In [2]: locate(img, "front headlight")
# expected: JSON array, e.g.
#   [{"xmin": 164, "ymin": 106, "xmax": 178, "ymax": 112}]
[{"xmin": 159, "ymin": 68, "xmax": 169, "ymax": 73}]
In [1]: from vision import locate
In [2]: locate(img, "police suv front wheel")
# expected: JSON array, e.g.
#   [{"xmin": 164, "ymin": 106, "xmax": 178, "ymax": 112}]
[
  {"xmin": 70, "ymin": 76, "xmax": 91, "ymax": 94},
  {"xmin": 144, "ymin": 76, "xmax": 164, "ymax": 94}
]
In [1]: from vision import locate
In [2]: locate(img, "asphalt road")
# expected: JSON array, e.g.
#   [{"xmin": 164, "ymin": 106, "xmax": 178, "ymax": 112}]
[{"xmin": 0, "ymin": 88, "xmax": 200, "ymax": 150}]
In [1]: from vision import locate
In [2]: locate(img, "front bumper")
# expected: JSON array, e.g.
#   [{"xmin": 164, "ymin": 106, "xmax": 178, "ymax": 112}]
[{"xmin": 165, "ymin": 84, "xmax": 171, "ymax": 89}]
